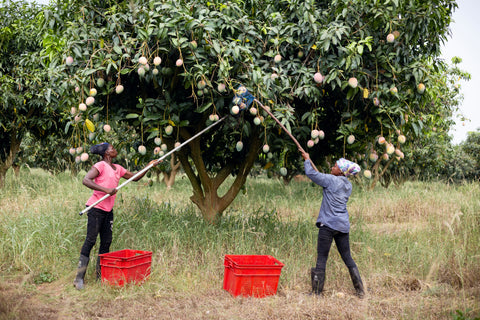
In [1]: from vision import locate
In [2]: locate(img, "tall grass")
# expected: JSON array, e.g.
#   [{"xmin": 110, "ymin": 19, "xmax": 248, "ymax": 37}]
[{"xmin": 0, "ymin": 168, "xmax": 479, "ymax": 319}]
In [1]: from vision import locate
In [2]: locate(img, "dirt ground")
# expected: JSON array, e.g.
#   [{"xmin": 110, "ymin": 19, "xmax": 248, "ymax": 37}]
[{"xmin": 1, "ymin": 273, "xmax": 479, "ymax": 320}]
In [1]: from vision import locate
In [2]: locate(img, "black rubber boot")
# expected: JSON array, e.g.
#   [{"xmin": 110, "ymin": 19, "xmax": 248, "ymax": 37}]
[
  {"xmin": 348, "ymin": 266, "xmax": 365, "ymax": 298},
  {"xmin": 73, "ymin": 254, "xmax": 89, "ymax": 290},
  {"xmin": 310, "ymin": 268, "xmax": 325, "ymax": 295},
  {"xmin": 95, "ymin": 256, "xmax": 101, "ymax": 281}
]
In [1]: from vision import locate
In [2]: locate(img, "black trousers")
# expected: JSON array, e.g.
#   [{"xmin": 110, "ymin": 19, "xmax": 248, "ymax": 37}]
[
  {"xmin": 80, "ymin": 207, "xmax": 113, "ymax": 257},
  {"xmin": 315, "ymin": 224, "xmax": 357, "ymax": 271}
]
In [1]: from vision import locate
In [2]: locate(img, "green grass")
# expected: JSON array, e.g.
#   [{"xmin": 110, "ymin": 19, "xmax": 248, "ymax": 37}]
[{"xmin": 0, "ymin": 168, "xmax": 479, "ymax": 319}]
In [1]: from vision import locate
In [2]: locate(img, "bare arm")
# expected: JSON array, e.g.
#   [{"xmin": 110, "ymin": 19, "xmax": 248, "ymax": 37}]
[
  {"xmin": 82, "ymin": 167, "xmax": 117, "ymax": 196},
  {"xmin": 122, "ymin": 160, "xmax": 158, "ymax": 181}
]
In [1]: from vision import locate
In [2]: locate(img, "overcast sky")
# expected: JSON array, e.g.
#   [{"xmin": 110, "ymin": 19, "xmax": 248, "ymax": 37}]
[
  {"xmin": 441, "ymin": 0, "xmax": 479, "ymax": 144},
  {"xmin": 27, "ymin": 0, "xmax": 478, "ymax": 144}
]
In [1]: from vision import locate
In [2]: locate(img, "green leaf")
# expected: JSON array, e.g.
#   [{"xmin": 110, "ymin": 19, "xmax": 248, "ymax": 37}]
[
  {"xmin": 357, "ymin": 45, "xmax": 363, "ymax": 55},
  {"xmin": 212, "ymin": 41, "xmax": 221, "ymax": 54},
  {"xmin": 346, "ymin": 87, "xmax": 356, "ymax": 100},
  {"xmin": 196, "ymin": 102, "xmax": 212, "ymax": 113},
  {"xmin": 144, "ymin": 115, "xmax": 162, "ymax": 121},
  {"xmin": 82, "ymin": 69, "xmax": 97, "ymax": 76},
  {"xmin": 73, "ymin": 46, "xmax": 82, "ymax": 58},
  {"xmin": 64, "ymin": 121, "xmax": 71, "ymax": 134},
  {"xmin": 147, "ymin": 131, "xmax": 158, "ymax": 140},
  {"xmin": 138, "ymin": 29, "xmax": 148, "ymax": 40},
  {"xmin": 113, "ymin": 46, "xmax": 122, "ymax": 55},
  {"xmin": 412, "ymin": 122, "xmax": 420, "ymax": 137},
  {"xmin": 301, "ymin": 112, "xmax": 312, "ymax": 122},
  {"xmin": 126, "ymin": 113, "xmax": 139, "ymax": 119}
]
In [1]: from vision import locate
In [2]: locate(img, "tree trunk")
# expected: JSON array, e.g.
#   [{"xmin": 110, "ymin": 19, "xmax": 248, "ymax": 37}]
[
  {"xmin": 176, "ymin": 126, "xmax": 262, "ymax": 224},
  {"xmin": 0, "ymin": 132, "xmax": 21, "ymax": 189},
  {"xmin": 281, "ymin": 169, "xmax": 299, "ymax": 185},
  {"xmin": 369, "ymin": 156, "xmax": 395, "ymax": 190},
  {"xmin": 0, "ymin": 166, "xmax": 7, "ymax": 189},
  {"xmin": 13, "ymin": 164, "xmax": 20, "ymax": 177},
  {"xmin": 69, "ymin": 160, "xmax": 78, "ymax": 177},
  {"xmin": 162, "ymin": 153, "xmax": 181, "ymax": 189}
]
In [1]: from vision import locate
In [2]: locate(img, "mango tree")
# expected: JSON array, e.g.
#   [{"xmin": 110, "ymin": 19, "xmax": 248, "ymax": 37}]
[
  {"xmin": 367, "ymin": 56, "xmax": 470, "ymax": 188},
  {"xmin": 456, "ymin": 130, "xmax": 480, "ymax": 180},
  {"xmin": 43, "ymin": 0, "xmax": 460, "ymax": 223},
  {"xmin": 0, "ymin": 0, "xmax": 64, "ymax": 187}
]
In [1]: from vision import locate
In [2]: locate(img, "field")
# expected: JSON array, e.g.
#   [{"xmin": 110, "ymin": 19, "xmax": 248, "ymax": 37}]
[{"xmin": 0, "ymin": 168, "xmax": 479, "ymax": 320}]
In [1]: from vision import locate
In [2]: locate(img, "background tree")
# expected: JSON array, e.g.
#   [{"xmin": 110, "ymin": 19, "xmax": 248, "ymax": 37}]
[
  {"xmin": 0, "ymin": 0, "xmax": 65, "ymax": 187},
  {"xmin": 458, "ymin": 129, "xmax": 480, "ymax": 180},
  {"xmin": 40, "ymin": 0, "xmax": 462, "ymax": 223},
  {"xmin": 366, "ymin": 56, "xmax": 470, "ymax": 188}
]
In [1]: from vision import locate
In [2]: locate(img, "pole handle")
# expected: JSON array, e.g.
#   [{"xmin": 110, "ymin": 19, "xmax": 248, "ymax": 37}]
[
  {"xmin": 254, "ymin": 99, "xmax": 305, "ymax": 153},
  {"xmin": 253, "ymin": 98, "xmax": 321, "ymax": 171}
]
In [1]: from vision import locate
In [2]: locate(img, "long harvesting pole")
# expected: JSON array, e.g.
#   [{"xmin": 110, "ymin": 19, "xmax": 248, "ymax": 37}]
[
  {"xmin": 233, "ymin": 84, "xmax": 317, "ymax": 171},
  {"xmin": 79, "ymin": 115, "xmax": 227, "ymax": 216},
  {"xmin": 252, "ymin": 98, "xmax": 306, "ymax": 154}
]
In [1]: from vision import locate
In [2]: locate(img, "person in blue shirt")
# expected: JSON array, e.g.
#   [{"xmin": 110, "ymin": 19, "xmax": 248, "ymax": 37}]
[{"xmin": 300, "ymin": 150, "xmax": 365, "ymax": 298}]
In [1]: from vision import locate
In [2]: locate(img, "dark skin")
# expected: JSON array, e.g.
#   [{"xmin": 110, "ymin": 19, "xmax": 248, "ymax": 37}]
[
  {"xmin": 300, "ymin": 150, "xmax": 343, "ymax": 176},
  {"xmin": 83, "ymin": 144, "xmax": 158, "ymax": 196}
]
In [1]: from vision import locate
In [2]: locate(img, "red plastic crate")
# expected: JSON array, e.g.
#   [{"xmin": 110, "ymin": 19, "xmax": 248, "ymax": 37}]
[
  {"xmin": 99, "ymin": 249, "xmax": 152, "ymax": 287},
  {"xmin": 223, "ymin": 255, "xmax": 284, "ymax": 298}
]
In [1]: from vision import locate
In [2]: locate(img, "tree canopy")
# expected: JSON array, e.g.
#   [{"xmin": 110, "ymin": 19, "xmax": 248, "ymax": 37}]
[
  {"xmin": 2, "ymin": 0, "xmax": 466, "ymax": 222},
  {"xmin": 0, "ymin": 0, "xmax": 63, "ymax": 187}
]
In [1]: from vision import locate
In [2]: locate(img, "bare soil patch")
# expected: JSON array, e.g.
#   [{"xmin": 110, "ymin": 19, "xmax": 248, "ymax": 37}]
[{"xmin": 1, "ymin": 274, "xmax": 478, "ymax": 320}]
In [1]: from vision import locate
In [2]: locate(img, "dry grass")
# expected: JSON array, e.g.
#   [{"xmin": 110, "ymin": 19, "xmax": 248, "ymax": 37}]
[
  {"xmin": 1, "ymin": 277, "xmax": 478, "ymax": 320},
  {"xmin": 0, "ymin": 170, "xmax": 479, "ymax": 320}
]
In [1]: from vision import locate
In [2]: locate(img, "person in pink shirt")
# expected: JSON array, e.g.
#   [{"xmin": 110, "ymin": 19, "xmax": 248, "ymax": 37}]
[{"xmin": 73, "ymin": 142, "xmax": 157, "ymax": 290}]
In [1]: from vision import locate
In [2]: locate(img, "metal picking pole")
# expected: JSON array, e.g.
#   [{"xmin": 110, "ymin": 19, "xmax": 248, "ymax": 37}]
[
  {"xmin": 234, "ymin": 84, "xmax": 318, "ymax": 171},
  {"xmin": 249, "ymin": 95, "xmax": 318, "ymax": 171},
  {"xmin": 252, "ymin": 98, "xmax": 306, "ymax": 153},
  {"xmin": 79, "ymin": 115, "xmax": 227, "ymax": 216}
]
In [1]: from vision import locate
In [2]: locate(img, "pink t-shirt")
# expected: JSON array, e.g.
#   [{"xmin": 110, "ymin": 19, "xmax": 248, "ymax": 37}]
[{"xmin": 85, "ymin": 161, "xmax": 127, "ymax": 212}]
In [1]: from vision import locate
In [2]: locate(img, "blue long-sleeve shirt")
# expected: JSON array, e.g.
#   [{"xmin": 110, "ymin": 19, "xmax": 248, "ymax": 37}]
[{"xmin": 304, "ymin": 159, "xmax": 352, "ymax": 233}]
